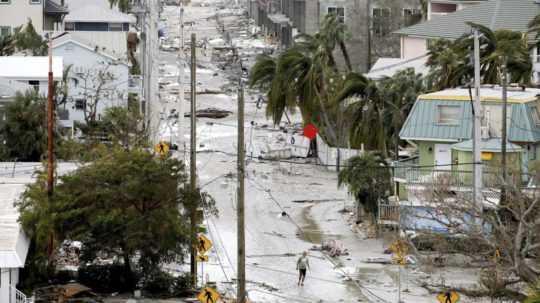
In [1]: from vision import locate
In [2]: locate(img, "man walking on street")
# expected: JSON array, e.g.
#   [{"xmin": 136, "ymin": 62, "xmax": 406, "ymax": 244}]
[{"xmin": 296, "ymin": 251, "xmax": 310, "ymax": 286}]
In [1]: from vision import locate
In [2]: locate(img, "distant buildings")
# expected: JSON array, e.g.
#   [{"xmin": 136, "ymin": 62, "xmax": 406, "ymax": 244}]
[
  {"xmin": 249, "ymin": 0, "xmax": 423, "ymax": 72},
  {"xmin": 0, "ymin": 0, "xmax": 68, "ymax": 36}
]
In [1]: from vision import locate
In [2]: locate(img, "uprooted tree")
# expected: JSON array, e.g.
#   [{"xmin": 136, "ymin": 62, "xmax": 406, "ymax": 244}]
[{"xmin": 407, "ymin": 170, "xmax": 540, "ymax": 300}]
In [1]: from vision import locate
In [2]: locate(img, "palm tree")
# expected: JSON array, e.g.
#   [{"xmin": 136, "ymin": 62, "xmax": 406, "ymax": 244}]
[
  {"xmin": 338, "ymin": 152, "xmax": 391, "ymax": 220},
  {"xmin": 108, "ymin": 0, "xmax": 130, "ymax": 12},
  {"xmin": 469, "ymin": 23, "xmax": 532, "ymax": 85},
  {"xmin": 426, "ymin": 38, "xmax": 472, "ymax": 90},
  {"xmin": 0, "ymin": 34, "xmax": 15, "ymax": 56},
  {"xmin": 379, "ymin": 68, "xmax": 425, "ymax": 160},
  {"xmin": 319, "ymin": 13, "xmax": 353, "ymax": 71}
]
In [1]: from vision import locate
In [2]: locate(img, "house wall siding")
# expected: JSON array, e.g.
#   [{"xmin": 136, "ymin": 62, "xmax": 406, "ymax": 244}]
[{"xmin": 0, "ymin": 0, "xmax": 44, "ymax": 34}]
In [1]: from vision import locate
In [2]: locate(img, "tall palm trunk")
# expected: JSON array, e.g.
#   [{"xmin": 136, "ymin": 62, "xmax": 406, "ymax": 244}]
[{"xmin": 339, "ymin": 41, "xmax": 353, "ymax": 72}]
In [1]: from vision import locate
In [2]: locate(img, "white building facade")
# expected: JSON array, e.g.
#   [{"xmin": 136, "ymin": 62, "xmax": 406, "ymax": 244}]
[{"xmin": 53, "ymin": 34, "xmax": 129, "ymax": 129}]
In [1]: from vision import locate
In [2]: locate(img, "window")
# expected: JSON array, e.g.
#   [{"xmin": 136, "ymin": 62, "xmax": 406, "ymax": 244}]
[
  {"xmin": 437, "ymin": 105, "xmax": 460, "ymax": 124},
  {"xmin": 327, "ymin": 7, "xmax": 345, "ymax": 24},
  {"xmin": 75, "ymin": 99, "xmax": 86, "ymax": 110},
  {"xmin": 108, "ymin": 23, "xmax": 123, "ymax": 31},
  {"xmin": 0, "ymin": 26, "xmax": 10, "ymax": 38},
  {"xmin": 57, "ymin": 109, "xmax": 69, "ymax": 120},
  {"xmin": 0, "ymin": 0, "xmax": 10, "ymax": 4},
  {"xmin": 532, "ymin": 105, "xmax": 540, "ymax": 126},
  {"xmin": 372, "ymin": 8, "xmax": 391, "ymax": 37},
  {"xmin": 28, "ymin": 80, "xmax": 40, "ymax": 91},
  {"xmin": 65, "ymin": 22, "xmax": 75, "ymax": 31},
  {"xmin": 403, "ymin": 8, "xmax": 422, "ymax": 26},
  {"xmin": 29, "ymin": 0, "xmax": 41, "ymax": 4}
]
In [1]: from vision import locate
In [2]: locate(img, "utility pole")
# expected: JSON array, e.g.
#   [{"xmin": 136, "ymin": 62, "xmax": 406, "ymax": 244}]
[
  {"xmin": 473, "ymin": 29, "xmax": 483, "ymax": 218},
  {"xmin": 237, "ymin": 81, "xmax": 246, "ymax": 303},
  {"xmin": 366, "ymin": 0, "xmax": 372, "ymax": 71},
  {"xmin": 47, "ymin": 35, "xmax": 54, "ymax": 196},
  {"xmin": 177, "ymin": 1, "xmax": 185, "ymax": 152},
  {"xmin": 190, "ymin": 33, "xmax": 198, "ymax": 287},
  {"xmin": 501, "ymin": 57, "xmax": 508, "ymax": 204}
]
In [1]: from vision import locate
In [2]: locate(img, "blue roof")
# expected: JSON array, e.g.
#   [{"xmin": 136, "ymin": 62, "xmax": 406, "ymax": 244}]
[
  {"xmin": 400, "ymin": 98, "xmax": 540, "ymax": 143},
  {"xmin": 451, "ymin": 138, "xmax": 522, "ymax": 152}
]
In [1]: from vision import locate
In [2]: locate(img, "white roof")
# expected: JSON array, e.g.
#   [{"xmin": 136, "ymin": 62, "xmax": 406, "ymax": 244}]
[
  {"xmin": 65, "ymin": 1, "xmax": 135, "ymax": 23},
  {"xmin": 0, "ymin": 183, "xmax": 29, "ymax": 268},
  {"xmin": 0, "ymin": 162, "xmax": 80, "ymax": 268},
  {"xmin": 366, "ymin": 55, "xmax": 429, "ymax": 80},
  {"xmin": 52, "ymin": 32, "xmax": 128, "ymax": 62},
  {"xmin": 420, "ymin": 86, "xmax": 540, "ymax": 102},
  {"xmin": 0, "ymin": 57, "xmax": 63, "ymax": 81}
]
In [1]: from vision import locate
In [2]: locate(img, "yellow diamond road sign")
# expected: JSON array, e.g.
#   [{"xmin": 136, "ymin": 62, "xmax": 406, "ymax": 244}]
[
  {"xmin": 154, "ymin": 142, "xmax": 169, "ymax": 156},
  {"xmin": 196, "ymin": 254, "xmax": 209, "ymax": 262},
  {"xmin": 197, "ymin": 287, "xmax": 220, "ymax": 303},
  {"xmin": 197, "ymin": 234, "xmax": 213, "ymax": 255},
  {"xmin": 437, "ymin": 291, "xmax": 460, "ymax": 303}
]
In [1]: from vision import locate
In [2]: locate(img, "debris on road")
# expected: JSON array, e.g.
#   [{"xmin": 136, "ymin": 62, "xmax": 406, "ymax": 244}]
[{"xmin": 184, "ymin": 108, "xmax": 232, "ymax": 119}]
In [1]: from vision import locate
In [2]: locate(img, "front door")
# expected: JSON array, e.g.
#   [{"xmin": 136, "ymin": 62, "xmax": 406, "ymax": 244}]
[{"xmin": 434, "ymin": 144, "xmax": 452, "ymax": 170}]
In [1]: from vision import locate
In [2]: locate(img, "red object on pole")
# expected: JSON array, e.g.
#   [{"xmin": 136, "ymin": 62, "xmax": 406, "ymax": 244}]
[{"xmin": 303, "ymin": 124, "xmax": 318, "ymax": 140}]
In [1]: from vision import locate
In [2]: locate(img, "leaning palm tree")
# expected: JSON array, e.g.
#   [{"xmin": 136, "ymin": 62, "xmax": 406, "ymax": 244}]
[
  {"xmin": 0, "ymin": 34, "xmax": 15, "ymax": 56},
  {"xmin": 338, "ymin": 152, "xmax": 391, "ymax": 220},
  {"xmin": 379, "ymin": 68, "xmax": 426, "ymax": 160},
  {"xmin": 319, "ymin": 13, "xmax": 353, "ymax": 71},
  {"xmin": 468, "ymin": 23, "xmax": 532, "ymax": 85},
  {"xmin": 426, "ymin": 38, "xmax": 472, "ymax": 90}
]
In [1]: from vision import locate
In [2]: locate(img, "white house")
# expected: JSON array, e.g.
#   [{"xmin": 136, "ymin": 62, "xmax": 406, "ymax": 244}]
[
  {"xmin": 52, "ymin": 33, "xmax": 129, "ymax": 129},
  {"xmin": 0, "ymin": 0, "xmax": 68, "ymax": 37},
  {"xmin": 369, "ymin": 0, "xmax": 540, "ymax": 82},
  {"xmin": 0, "ymin": 182, "xmax": 30, "ymax": 303},
  {"xmin": 0, "ymin": 56, "xmax": 63, "ymax": 96},
  {"xmin": 62, "ymin": 0, "xmax": 135, "ymax": 57},
  {"xmin": 0, "ymin": 162, "xmax": 79, "ymax": 303}
]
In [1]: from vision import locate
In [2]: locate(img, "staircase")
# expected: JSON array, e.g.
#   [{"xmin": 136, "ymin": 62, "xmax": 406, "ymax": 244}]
[{"xmin": 11, "ymin": 286, "xmax": 32, "ymax": 303}]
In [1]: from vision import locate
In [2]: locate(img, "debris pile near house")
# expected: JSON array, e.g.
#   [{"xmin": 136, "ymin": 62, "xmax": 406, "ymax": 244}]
[
  {"xmin": 56, "ymin": 241, "xmax": 82, "ymax": 272},
  {"xmin": 184, "ymin": 108, "xmax": 232, "ymax": 119},
  {"xmin": 34, "ymin": 283, "xmax": 102, "ymax": 303},
  {"xmin": 321, "ymin": 239, "xmax": 349, "ymax": 257}
]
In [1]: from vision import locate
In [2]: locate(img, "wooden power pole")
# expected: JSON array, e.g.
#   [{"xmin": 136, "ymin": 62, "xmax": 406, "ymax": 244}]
[
  {"xmin": 190, "ymin": 33, "xmax": 198, "ymax": 287},
  {"xmin": 237, "ymin": 81, "xmax": 246, "ymax": 303},
  {"xmin": 47, "ymin": 35, "xmax": 55, "ymax": 196}
]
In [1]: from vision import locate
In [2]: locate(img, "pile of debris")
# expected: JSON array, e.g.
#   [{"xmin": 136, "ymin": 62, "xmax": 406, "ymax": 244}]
[
  {"xmin": 318, "ymin": 239, "xmax": 349, "ymax": 257},
  {"xmin": 34, "ymin": 283, "xmax": 102, "ymax": 303}
]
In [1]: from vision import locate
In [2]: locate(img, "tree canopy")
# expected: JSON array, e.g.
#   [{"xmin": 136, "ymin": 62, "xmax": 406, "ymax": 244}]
[{"xmin": 17, "ymin": 148, "xmax": 208, "ymax": 287}]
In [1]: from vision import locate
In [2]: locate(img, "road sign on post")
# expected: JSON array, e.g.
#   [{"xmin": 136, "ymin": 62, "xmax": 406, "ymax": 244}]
[
  {"xmin": 197, "ymin": 287, "xmax": 220, "ymax": 303},
  {"xmin": 197, "ymin": 234, "xmax": 213, "ymax": 255},
  {"xmin": 437, "ymin": 291, "xmax": 460, "ymax": 303},
  {"xmin": 196, "ymin": 254, "xmax": 209, "ymax": 262},
  {"xmin": 154, "ymin": 142, "xmax": 169, "ymax": 156}
]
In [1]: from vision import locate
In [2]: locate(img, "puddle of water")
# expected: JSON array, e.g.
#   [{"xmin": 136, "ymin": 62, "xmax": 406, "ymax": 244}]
[{"xmin": 297, "ymin": 205, "xmax": 322, "ymax": 244}]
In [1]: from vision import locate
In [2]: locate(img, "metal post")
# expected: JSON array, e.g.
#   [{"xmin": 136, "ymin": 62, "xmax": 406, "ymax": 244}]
[
  {"xmin": 190, "ymin": 33, "xmax": 198, "ymax": 288},
  {"xmin": 237, "ymin": 82, "xmax": 246, "ymax": 303},
  {"xmin": 473, "ymin": 29, "xmax": 483, "ymax": 217},
  {"xmin": 47, "ymin": 35, "xmax": 54, "ymax": 196},
  {"xmin": 177, "ymin": 1, "xmax": 185, "ymax": 151}
]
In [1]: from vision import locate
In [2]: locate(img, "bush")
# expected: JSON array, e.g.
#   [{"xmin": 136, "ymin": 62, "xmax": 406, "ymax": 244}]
[
  {"xmin": 142, "ymin": 270, "xmax": 192, "ymax": 297},
  {"xmin": 78, "ymin": 264, "xmax": 139, "ymax": 293}
]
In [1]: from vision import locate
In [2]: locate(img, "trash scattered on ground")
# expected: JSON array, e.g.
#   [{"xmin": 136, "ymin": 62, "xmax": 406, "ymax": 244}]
[{"xmin": 184, "ymin": 108, "xmax": 232, "ymax": 119}]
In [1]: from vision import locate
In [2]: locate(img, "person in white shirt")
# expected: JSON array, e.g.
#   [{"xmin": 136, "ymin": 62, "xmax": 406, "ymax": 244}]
[{"xmin": 296, "ymin": 251, "xmax": 310, "ymax": 286}]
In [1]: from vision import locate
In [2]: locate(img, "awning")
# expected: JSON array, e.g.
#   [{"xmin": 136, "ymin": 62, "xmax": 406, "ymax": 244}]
[{"xmin": 451, "ymin": 138, "xmax": 523, "ymax": 153}]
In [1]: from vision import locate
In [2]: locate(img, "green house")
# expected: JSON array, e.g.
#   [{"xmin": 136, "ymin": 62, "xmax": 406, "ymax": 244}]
[{"xmin": 394, "ymin": 87, "xmax": 540, "ymax": 202}]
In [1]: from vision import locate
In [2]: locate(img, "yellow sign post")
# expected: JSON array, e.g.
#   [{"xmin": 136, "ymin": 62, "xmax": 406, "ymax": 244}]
[
  {"xmin": 197, "ymin": 234, "xmax": 213, "ymax": 255},
  {"xmin": 197, "ymin": 287, "xmax": 220, "ymax": 303},
  {"xmin": 437, "ymin": 291, "xmax": 460, "ymax": 303},
  {"xmin": 154, "ymin": 142, "xmax": 169, "ymax": 157}
]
